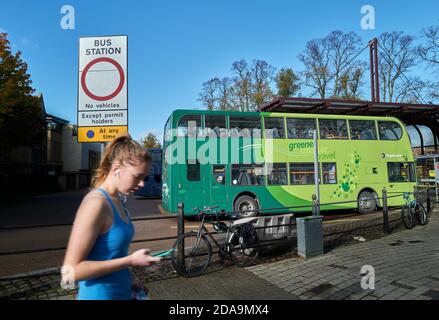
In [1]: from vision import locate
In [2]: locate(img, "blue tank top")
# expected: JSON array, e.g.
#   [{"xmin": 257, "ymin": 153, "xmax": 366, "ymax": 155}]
[{"xmin": 77, "ymin": 188, "xmax": 135, "ymax": 300}]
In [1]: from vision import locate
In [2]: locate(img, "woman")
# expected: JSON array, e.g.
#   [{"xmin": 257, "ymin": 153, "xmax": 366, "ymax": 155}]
[{"xmin": 62, "ymin": 133, "xmax": 161, "ymax": 300}]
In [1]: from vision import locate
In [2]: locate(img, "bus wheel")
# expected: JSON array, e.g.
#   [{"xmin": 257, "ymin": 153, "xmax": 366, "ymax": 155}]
[
  {"xmin": 357, "ymin": 191, "xmax": 377, "ymax": 214},
  {"xmin": 234, "ymin": 195, "xmax": 259, "ymax": 218}
]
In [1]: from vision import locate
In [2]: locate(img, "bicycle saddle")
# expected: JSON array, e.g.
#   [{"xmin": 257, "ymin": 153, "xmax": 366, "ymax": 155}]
[{"xmin": 213, "ymin": 221, "xmax": 229, "ymax": 233}]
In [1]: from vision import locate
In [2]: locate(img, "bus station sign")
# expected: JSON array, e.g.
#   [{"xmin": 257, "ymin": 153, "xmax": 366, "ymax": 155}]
[{"xmin": 77, "ymin": 35, "xmax": 128, "ymax": 142}]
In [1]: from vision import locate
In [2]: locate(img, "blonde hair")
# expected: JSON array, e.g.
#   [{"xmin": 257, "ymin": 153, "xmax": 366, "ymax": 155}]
[{"xmin": 91, "ymin": 133, "xmax": 151, "ymax": 188}]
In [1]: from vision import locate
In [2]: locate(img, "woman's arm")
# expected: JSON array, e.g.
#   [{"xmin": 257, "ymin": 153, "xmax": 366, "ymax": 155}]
[{"xmin": 61, "ymin": 193, "xmax": 159, "ymax": 284}]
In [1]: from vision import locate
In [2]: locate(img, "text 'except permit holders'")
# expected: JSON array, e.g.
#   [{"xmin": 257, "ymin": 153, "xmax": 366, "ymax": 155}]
[{"xmin": 78, "ymin": 110, "xmax": 127, "ymax": 126}]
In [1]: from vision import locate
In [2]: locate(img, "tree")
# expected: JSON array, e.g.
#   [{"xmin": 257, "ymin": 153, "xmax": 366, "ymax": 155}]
[
  {"xmin": 418, "ymin": 25, "xmax": 439, "ymax": 69},
  {"xmin": 418, "ymin": 24, "xmax": 439, "ymax": 104},
  {"xmin": 230, "ymin": 59, "xmax": 252, "ymax": 111},
  {"xmin": 391, "ymin": 78, "xmax": 432, "ymax": 103},
  {"xmin": 141, "ymin": 133, "xmax": 161, "ymax": 149},
  {"xmin": 217, "ymin": 77, "xmax": 233, "ymax": 111},
  {"xmin": 249, "ymin": 60, "xmax": 275, "ymax": 108},
  {"xmin": 378, "ymin": 31, "xmax": 421, "ymax": 103},
  {"xmin": 338, "ymin": 65, "xmax": 366, "ymax": 100},
  {"xmin": 275, "ymin": 68, "xmax": 300, "ymax": 97},
  {"xmin": 327, "ymin": 31, "xmax": 363, "ymax": 98},
  {"xmin": 199, "ymin": 59, "xmax": 276, "ymax": 112},
  {"xmin": 198, "ymin": 78, "xmax": 220, "ymax": 110},
  {"xmin": 298, "ymin": 31, "xmax": 364, "ymax": 99},
  {"xmin": 0, "ymin": 32, "xmax": 43, "ymax": 155},
  {"xmin": 428, "ymin": 82, "xmax": 439, "ymax": 103}
]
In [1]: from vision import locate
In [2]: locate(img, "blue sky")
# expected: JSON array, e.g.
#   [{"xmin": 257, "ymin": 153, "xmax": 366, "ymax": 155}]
[{"xmin": 1, "ymin": 0, "xmax": 438, "ymax": 143}]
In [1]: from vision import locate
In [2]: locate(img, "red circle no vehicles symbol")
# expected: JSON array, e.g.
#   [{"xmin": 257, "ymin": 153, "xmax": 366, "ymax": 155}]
[{"xmin": 81, "ymin": 57, "xmax": 125, "ymax": 101}]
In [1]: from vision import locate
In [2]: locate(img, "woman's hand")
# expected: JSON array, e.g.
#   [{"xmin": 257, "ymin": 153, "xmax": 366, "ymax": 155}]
[{"xmin": 129, "ymin": 249, "xmax": 161, "ymax": 267}]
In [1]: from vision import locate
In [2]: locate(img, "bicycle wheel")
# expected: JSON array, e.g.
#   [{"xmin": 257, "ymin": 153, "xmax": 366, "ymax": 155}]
[
  {"xmin": 401, "ymin": 206, "xmax": 414, "ymax": 229},
  {"xmin": 228, "ymin": 231, "xmax": 259, "ymax": 267},
  {"xmin": 171, "ymin": 232, "xmax": 212, "ymax": 278},
  {"xmin": 416, "ymin": 203, "xmax": 428, "ymax": 226}
]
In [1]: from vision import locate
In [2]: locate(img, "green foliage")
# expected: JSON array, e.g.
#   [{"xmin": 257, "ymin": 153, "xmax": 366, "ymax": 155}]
[
  {"xmin": 141, "ymin": 132, "xmax": 162, "ymax": 149},
  {"xmin": 0, "ymin": 32, "xmax": 43, "ymax": 154},
  {"xmin": 275, "ymin": 68, "xmax": 300, "ymax": 97}
]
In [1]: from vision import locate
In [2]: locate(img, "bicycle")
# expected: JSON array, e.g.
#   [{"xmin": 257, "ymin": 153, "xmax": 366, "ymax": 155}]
[
  {"xmin": 401, "ymin": 192, "xmax": 428, "ymax": 229},
  {"xmin": 170, "ymin": 206, "xmax": 260, "ymax": 278}
]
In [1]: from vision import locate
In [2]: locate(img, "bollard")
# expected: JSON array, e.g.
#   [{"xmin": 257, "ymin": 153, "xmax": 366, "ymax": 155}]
[
  {"xmin": 382, "ymin": 188, "xmax": 389, "ymax": 234},
  {"xmin": 177, "ymin": 202, "xmax": 185, "ymax": 266},
  {"xmin": 312, "ymin": 194, "xmax": 320, "ymax": 216},
  {"xmin": 413, "ymin": 186, "xmax": 419, "ymax": 204},
  {"xmin": 426, "ymin": 186, "xmax": 431, "ymax": 214}
]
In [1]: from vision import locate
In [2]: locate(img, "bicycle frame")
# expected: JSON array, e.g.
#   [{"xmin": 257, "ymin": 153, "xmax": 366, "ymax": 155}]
[
  {"xmin": 194, "ymin": 213, "xmax": 232, "ymax": 255},
  {"xmin": 403, "ymin": 192, "xmax": 417, "ymax": 208}
]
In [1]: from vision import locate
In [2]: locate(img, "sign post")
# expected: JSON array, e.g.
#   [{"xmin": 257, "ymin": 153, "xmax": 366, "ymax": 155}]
[
  {"xmin": 77, "ymin": 35, "xmax": 128, "ymax": 142},
  {"xmin": 313, "ymin": 129, "xmax": 320, "ymax": 216}
]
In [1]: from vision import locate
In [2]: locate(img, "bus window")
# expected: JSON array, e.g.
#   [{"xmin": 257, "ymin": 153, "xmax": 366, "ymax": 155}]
[
  {"xmin": 378, "ymin": 121, "xmax": 402, "ymax": 140},
  {"xmin": 387, "ymin": 162, "xmax": 416, "ymax": 182},
  {"xmin": 264, "ymin": 117, "xmax": 285, "ymax": 139},
  {"xmin": 178, "ymin": 115, "xmax": 202, "ymax": 137},
  {"xmin": 267, "ymin": 163, "xmax": 288, "ymax": 185},
  {"xmin": 164, "ymin": 117, "xmax": 171, "ymax": 145},
  {"xmin": 289, "ymin": 163, "xmax": 315, "ymax": 185},
  {"xmin": 286, "ymin": 118, "xmax": 316, "ymax": 139},
  {"xmin": 187, "ymin": 160, "xmax": 200, "ymax": 181},
  {"xmin": 322, "ymin": 163, "xmax": 337, "ymax": 184},
  {"xmin": 213, "ymin": 165, "xmax": 226, "ymax": 184},
  {"xmin": 150, "ymin": 151, "xmax": 162, "ymax": 162},
  {"xmin": 349, "ymin": 120, "xmax": 377, "ymax": 140},
  {"xmin": 205, "ymin": 115, "xmax": 227, "ymax": 138},
  {"xmin": 415, "ymin": 157, "xmax": 435, "ymax": 181},
  {"xmin": 135, "ymin": 148, "xmax": 162, "ymax": 198},
  {"xmin": 230, "ymin": 116, "xmax": 261, "ymax": 138},
  {"xmin": 231, "ymin": 164, "xmax": 265, "ymax": 186},
  {"xmin": 319, "ymin": 119, "xmax": 348, "ymax": 140}
]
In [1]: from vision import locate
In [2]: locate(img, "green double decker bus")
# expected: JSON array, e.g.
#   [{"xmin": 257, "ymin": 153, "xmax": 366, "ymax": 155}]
[{"xmin": 162, "ymin": 109, "xmax": 416, "ymax": 217}]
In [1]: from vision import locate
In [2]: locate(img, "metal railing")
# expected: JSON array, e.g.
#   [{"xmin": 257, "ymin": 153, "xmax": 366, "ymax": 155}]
[{"xmin": 0, "ymin": 186, "xmax": 434, "ymax": 262}]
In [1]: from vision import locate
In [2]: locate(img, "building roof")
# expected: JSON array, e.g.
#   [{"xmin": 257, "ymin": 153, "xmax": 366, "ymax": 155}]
[
  {"xmin": 46, "ymin": 113, "xmax": 70, "ymax": 124},
  {"xmin": 259, "ymin": 97, "xmax": 439, "ymax": 125}
]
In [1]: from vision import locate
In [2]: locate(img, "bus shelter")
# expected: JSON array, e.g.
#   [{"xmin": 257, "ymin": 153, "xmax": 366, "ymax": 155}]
[
  {"xmin": 415, "ymin": 154, "xmax": 439, "ymax": 201},
  {"xmin": 260, "ymin": 97, "xmax": 439, "ymax": 156}
]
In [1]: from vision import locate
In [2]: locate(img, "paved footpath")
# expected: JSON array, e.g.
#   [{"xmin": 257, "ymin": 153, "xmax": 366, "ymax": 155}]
[
  {"xmin": 1, "ymin": 207, "xmax": 438, "ymax": 300},
  {"xmin": 247, "ymin": 212, "xmax": 439, "ymax": 300}
]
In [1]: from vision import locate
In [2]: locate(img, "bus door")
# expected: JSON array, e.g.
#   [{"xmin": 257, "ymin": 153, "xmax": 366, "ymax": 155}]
[
  {"xmin": 209, "ymin": 164, "xmax": 229, "ymax": 206},
  {"xmin": 177, "ymin": 160, "xmax": 206, "ymax": 213}
]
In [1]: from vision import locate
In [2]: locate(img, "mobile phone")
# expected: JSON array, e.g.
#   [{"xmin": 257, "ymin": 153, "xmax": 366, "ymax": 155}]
[{"xmin": 151, "ymin": 249, "xmax": 174, "ymax": 257}]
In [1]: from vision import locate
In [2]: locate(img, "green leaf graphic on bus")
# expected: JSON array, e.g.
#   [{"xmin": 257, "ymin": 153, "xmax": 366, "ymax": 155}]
[{"xmin": 333, "ymin": 151, "xmax": 361, "ymax": 198}]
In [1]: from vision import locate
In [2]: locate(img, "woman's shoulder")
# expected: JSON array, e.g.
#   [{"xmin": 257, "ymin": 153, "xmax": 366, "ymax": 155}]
[
  {"xmin": 78, "ymin": 189, "xmax": 109, "ymax": 212},
  {"xmin": 74, "ymin": 189, "xmax": 112, "ymax": 223},
  {"xmin": 72, "ymin": 189, "xmax": 112, "ymax": 233},
  {"xmin": 84, "ymin": 188, "xmax": 107, "ymax": 201}
]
